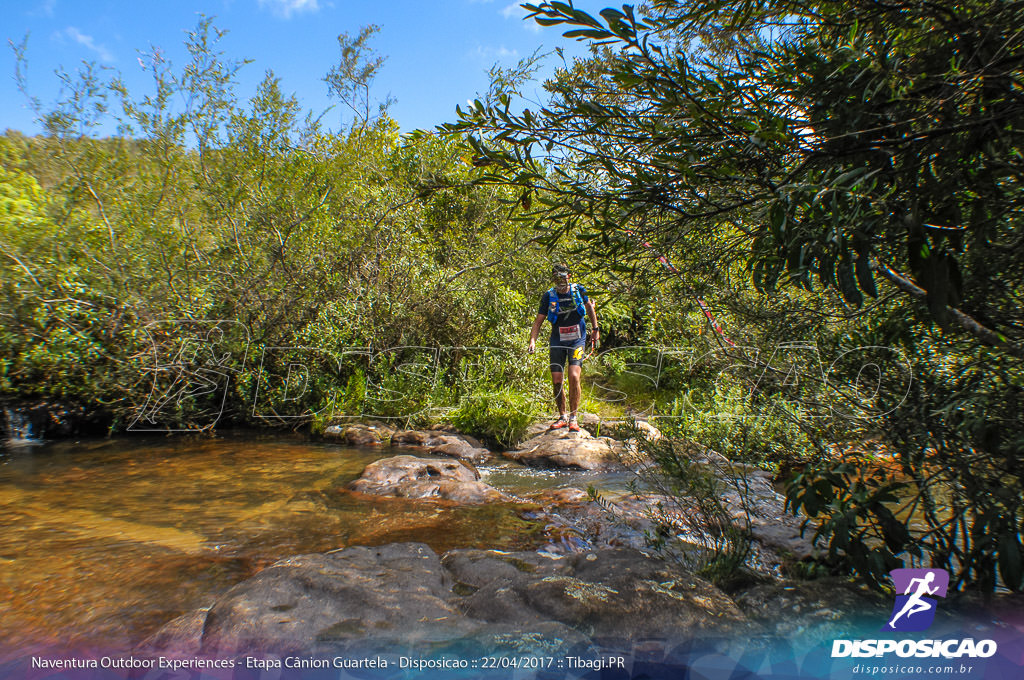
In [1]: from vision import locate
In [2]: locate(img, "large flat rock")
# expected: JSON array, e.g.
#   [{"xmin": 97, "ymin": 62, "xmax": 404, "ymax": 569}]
[
  {"xmin": 445, "ymin": 548, "xmax": 754, "ymax": 642},
  {"xmin": 347, "ymin": 455, "xmax": 510, "ymax": 504},
  {"xmin": 146, "ymin": 541, "xmax": 1021, "ymax": 662},
  {"xmin": 149, "ymin": 543, "xmax": 760, "ymax": 657},
  {"xmin": 505, "ymin": 428, "xmax": 630, "ymax": 471},
  {"xmin": 199, "ymin": 543, "xmax": 468, "ymax": 655}
]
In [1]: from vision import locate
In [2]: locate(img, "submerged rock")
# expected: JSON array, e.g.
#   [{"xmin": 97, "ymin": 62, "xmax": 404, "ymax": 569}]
[
  {"xmin": 521, "ymin": 495, "xmax": 656, "ymax": 556},
  {"xmin": 626, "ymin": 445, "xmax": 818, "ymax": 564},
  {"xmin": 347, "ymin": 455, "xmax": 510, "ymax": 504},
  {"xmin": 522, "ymin": 487, "xmax": 591, "ymax": 506},
  {"xmin": 516, "ymin": 467, "xmax": 815, "ymax": 569},
  {"xmin": 392, "ymin": 429, "xmax": 492, "ymax": 464},
  {"xmin": 137, "ymin": 608, "xmax": 209, "ymax": 657},
  {"xmin": 506, "ymin": 428, "xmax": 631, "ymax": 471}
]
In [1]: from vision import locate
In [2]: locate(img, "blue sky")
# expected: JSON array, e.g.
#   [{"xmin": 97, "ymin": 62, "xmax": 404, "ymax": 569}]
[{"xmin": 1, "ymin": 0, "xmax": 610, "ymax": 135}]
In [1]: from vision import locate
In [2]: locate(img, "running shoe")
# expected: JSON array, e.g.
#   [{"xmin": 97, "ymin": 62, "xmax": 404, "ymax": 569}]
[
  {"xmin": 568, "ymin": 417, "xmax": 580, "ymax": 432},
  {"xmin": 550, "ymin": 416, "xmax": 569, "ymax": 430}
]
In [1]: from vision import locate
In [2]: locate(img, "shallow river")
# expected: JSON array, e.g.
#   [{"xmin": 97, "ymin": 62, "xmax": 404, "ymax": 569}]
[{"xmin": 0, "ymin": 434, "xmax": 618, "ymax": 654}]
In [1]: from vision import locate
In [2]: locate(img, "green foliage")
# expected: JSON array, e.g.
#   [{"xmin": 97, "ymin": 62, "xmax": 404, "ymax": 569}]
[
  {"xmin": 786, "ymin": 462, "xmax": 911, "ymax": 590},
  {"xmin": 450, "ymin": 387, "xmax": 545, "ymax": 448},
  {"xmin": 2, "ymin": 18, "xmax": 547, "ymax": 433},
  {"xmin": 445, "ymin": 0, "xmax": 1024, "ymax": 592},
  {"xmin": 324, "ymin": 24, "xmax": 394, "ymax": 129},
  {"xmin": 452, "ymin": 1, "xmax": 1024, "ymax": 356},
  {"xmin": 661, "ymin": 388, "xmax": 819, "ymax": 471}
]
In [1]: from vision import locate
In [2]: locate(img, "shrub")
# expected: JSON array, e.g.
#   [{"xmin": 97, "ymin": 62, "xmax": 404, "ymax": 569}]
[{"xmin": 450, "ymin": 387, "xmax": 544, "ymax": 448}]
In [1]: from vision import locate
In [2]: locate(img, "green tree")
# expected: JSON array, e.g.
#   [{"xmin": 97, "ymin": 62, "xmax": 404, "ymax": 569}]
[
  {"xmin": 324, "ymin": 24, "xmax": 395, "ymax": 130},
  {"xmin": 445, "ymin": 0, "xmax": 1024, "ymax": 590},
  {"xmin": 4, "ymin": 17, "xmax": 555, "ymax": 433}
]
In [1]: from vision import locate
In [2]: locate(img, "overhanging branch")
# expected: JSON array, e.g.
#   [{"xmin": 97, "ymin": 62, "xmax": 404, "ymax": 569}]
[{"xmin": 874, "ymin": 262, "xmax": 1024, "ymax": 359}]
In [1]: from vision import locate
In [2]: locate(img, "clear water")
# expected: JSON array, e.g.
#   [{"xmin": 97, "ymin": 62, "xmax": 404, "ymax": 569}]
[{"xmin": 0, "ymin": 435, "xmax": 583, "ymax": 654}]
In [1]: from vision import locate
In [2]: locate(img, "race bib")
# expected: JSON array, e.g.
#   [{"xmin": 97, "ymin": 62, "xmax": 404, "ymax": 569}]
[{"xmin": 558, "ymin": 325, "xmax": 582, "ymax": 342}]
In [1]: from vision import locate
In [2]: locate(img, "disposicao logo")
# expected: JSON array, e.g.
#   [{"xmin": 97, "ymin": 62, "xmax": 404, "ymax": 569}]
[
  {"xmin": 883, "ymin": 568, "xmax": 949, "ymax": 632},
  {"xmin": 831, "ymin": 568, "xmax": 998, "ymax": 659}
]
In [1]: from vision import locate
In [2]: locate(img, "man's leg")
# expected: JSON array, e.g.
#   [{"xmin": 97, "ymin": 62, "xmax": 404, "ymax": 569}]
[
  {"xmin": 565, "ymin": 342, "xmax": 585, "ymax": 431},
  {"xmin": 567, "ymin": 364, "xmax": 582, "ymax": 418},
  {"xmin": 549, "ymin": 345, "xmax": 569, "ymax": 426},
  {"xmin": 551, "ymin": 371, "xmax": 566, "ymax": 416}
]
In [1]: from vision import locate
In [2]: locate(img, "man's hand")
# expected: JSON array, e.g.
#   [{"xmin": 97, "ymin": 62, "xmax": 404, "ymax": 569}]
[
  {"xmin": 587, "ymin": 328, "xmax": 600, "ymax": 349},
  {"xmin": 527, "ymin": 338, "xmax": 536, "ymax": 354}
]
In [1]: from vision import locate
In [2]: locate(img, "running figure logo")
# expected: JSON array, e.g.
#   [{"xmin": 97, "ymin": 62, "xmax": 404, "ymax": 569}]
[{"xmin": 883, "ymin": 568, "xmax": 950, "ymax": 632}]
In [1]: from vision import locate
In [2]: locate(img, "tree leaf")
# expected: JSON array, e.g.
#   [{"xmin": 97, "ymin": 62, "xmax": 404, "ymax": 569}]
[
  {"xmin": 837, "ymin": 258, "xmax": 863, "ymax": 307},
  {"xmin": 855, "ymin": 251, "xmax": 877, "ymax": 297}
]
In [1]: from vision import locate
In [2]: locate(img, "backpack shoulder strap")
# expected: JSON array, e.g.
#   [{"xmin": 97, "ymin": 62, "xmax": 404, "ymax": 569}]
[
  {"xmin": 570, "ymin": 284, "xmax": 586, "ymax": 314},
  {"xmin": 546, "ymin": 287, "xmax": 559, "ymax": 323}
]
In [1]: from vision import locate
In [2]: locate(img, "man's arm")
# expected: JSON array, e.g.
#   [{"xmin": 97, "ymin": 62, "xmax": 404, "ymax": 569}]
[{"xmin": 528, "ymin": 313, "xmax": 545, "ymax": 354}]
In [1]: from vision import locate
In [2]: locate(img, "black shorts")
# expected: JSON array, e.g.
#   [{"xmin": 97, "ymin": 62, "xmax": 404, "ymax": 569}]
[{"xmin": 549, "ymin": 342, "xmax": 586, "ymax": 372}]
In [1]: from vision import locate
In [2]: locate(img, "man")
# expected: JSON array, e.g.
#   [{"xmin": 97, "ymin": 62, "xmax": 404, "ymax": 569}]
[{"xmin": 527, "ymin": 264, "xmax": 600, "ymax": 432}]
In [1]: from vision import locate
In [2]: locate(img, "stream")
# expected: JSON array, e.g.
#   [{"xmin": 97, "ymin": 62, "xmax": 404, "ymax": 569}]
[{"xmin": 0, "ymin": 434, "xmax": 624, "ymax": 655}]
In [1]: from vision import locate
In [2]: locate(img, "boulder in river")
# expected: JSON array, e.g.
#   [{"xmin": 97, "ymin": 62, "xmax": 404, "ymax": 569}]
[
  {"xmin": 601, "ymin": 419, "xmax": 664, "ymax": 443},
  {"xmin": 428, "ymin": 423, "xmax": 487, "ymax": 447},
  {"xmin": 347, "ymin": 455, "xmax": 510, "ymax": 504},
  {"xmin": 323, "ymin": 422, "xmax": 394, "ymax": 446},
  {"xmin": 198, "ymin": 543, "xmax": 472, "ymax": 655},
  {"xmin": 505, "ymin": 428, "xmax": 632, "ymax": 471},
  {"xmin": 391, "ymin": 429, "xmax": 492, "ymax": 464}
]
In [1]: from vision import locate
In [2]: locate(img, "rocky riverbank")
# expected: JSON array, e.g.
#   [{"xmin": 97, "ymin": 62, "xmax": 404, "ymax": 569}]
[
  {"xmin": 137, "ymin": 419, "xmax": 1022, "ymax": 661},
  {"xmin": 142, "ymin": 541, "xmax": 1021, "ymax": 661},
  {"xmin": 141, "ymin": 542, "xmax": 840, "ymax": 657}
]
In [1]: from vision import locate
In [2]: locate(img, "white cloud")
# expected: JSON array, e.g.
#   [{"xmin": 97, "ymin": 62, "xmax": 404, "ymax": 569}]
[
  {"xmin": 258, "ymin": 0, "xmax": 320, "ymax": 19},
  {"xmin": 502, "ymin": 2, "xmax": 542, "ymax": 31},
  {"xmin": 36, "ymin": 0, "xmax": 57, "ymax": 17},
  {"xmin": 61, "ymin": 27, "xmax": 115, "ymax": 62},
  {"xmin": 472, "ymin": 44, "xmax": 519, "ymax": 62}
]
